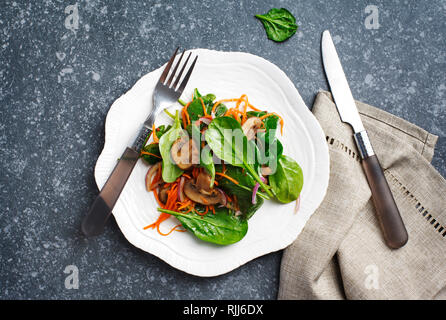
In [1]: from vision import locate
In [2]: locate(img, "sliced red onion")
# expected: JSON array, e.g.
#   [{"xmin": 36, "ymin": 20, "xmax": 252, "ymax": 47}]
[
  {"xmin": 294, "ymin": 195, "xmax": 301, "ymax": 214},
  {"xmin": 216, "ymin": 188, "xmax": 227, "ymax": 207},
  {"xmin": 178, "ymin": 176, "xmax": 186, "ymax": 202},
  {"xmin": 194, "ymin": 117, "xmax": 212, "ymax": 127},
  {"xmin": 252, "ymin": 182, "xmax": 260, "ymax": 204},
  {"xmin": 260, "ymin": 176, "xmax": 267, "ymax": 183},
  {"xmin": 199, "ymin": 116, "xmax": 212, "ymax": 125},
  {"xmin": 145, "ymin": 162, "xmax": 161, "ymax": 191}
]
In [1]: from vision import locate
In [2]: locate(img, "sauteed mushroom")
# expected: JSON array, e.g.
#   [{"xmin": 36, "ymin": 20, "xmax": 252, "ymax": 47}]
[
  {"xmin": 158, "ymin": 184, "xmax": 170, "ymax": 204},
  {"xmin": 242, "ymin": 117, "xmax": 262, "ymax": 140},
  {"xmin": 196, "ymin": 171, "xmax": 213, "ymax": 194},
  {"xmin": 183, "ymin": 179, "xmax": 224, "ymax": 205},
  {"xmin": 170, "ymin": 137, "xmax": 199, "ymax": 170}
]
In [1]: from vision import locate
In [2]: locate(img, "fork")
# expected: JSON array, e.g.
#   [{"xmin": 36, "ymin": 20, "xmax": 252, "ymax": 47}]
[{"xmin": 81, "ymin": 48, "xmax": 198, "ymax": 237}]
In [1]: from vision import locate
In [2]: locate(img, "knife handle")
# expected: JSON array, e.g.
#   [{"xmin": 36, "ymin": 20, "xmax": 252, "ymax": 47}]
[
  {"xmin": 81, "ymin": 147, "xmax": 140, "ymax": 237},
  {"xmin": 355, "ymin": 131, "xmax": 408, "ymax": 249}
]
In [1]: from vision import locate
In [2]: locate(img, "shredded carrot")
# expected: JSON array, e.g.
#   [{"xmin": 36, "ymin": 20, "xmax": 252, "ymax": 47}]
[
  {"xmin": 181, "ymin": 173, "xmax": 192, "ymax": 179},
  {"xmin": 156, "ymin": 223, "xmax": 186, "ymax": 236},
  {"xmin": 259, "ymin": 112, "xmax": 284, "ymax": 135},
  {"xmin": 182, "ymin": 102, "xmax": 191, "ymax": 127},
  {"xmin": 144, "ymin": 212, "xmax": 170, "ymax": 230},
  {"xmin": 140, "ymin": 151, "xmax": 161, "ymax": 159},
  {"xmin": 210, "ymin": 205, "xmax": 215, "ymax": 214},
  {"xmin": 211, "ymin": 98, "xmax": 240, "ymax": 114},
  {"xmin": 152, "ymin": 123, "xmax": 159, "ymax": 143},
  {"xmin": 198, "ymin": 98, "xmax": 208, "ymax": 116},
  {"xmin": 241, "ymin": 97, "xmax": 249, "ymax": 124},
  {"xmin": 212, "ymin": 94, "xmax": 262, "ymax": 115},
  {"xmin": 196, "ymin": 205, "xmax": 209, "ymax": 216},
  {"xmin": 182, "ymin": 110, "xmax": 187, "ymax": 128},
  {"xmin": 178, "ymin": 200, "xmax": 192, "ymax": 210},
  {"xmin": 215, "ymin": 172, "xmax": 239, "ymax": 185},
  {"xmin": 152, "ymin": 188, "xmax": 164, "ymax": 208},
  {"xmin": 182, "ymin": 206, "xmax": 194, "ymax": 214},
  {"xmin": 248, "ymin": 103, "xmax": 261, "ymax": 111}
]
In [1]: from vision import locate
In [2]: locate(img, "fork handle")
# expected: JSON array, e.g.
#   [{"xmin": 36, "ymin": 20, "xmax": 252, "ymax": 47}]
[{"xmin": 82, "ymin": 126, "xmax": 153, "ymax": 237}]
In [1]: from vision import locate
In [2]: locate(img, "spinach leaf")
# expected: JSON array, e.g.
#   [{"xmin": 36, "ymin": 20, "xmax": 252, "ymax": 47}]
[
  {"xmin": 141, "ymin": 143, "xmax": 161, "ymax": 165},
  {"xmin": 155, "ymin": 124, "xmax": 172, "ymax": 139},
  {"xmin": 193, "ymin": 88, "xmax": 216, "ymax": 105},
  {"xmin": 158, "ymin": 111, "xmax": 186, "ymax": 183},
  {"xmin": 256, "ymin": 115, "xmax": 283, "ymax": 172},
  {"xmin": 269, "ymin": 155, "xmax": 304, "ymax": 203},
  {"xmin": 205, "ymin": 116, "xmax": 273, "ymax": 197},
  {"xmin": 191, "ymin": 123, "xmax": 215, "ymax": 187},
  {"xmin": 186, "ymin": 98, "xmax": 207, "ymax": 121},
  {"xmin": 255, "ymin": 8, "xmax": 298, "ymax": 42},
  {"xmin": 158, "ymin": 207, "xmax": 248, "ymax": 245},
  {"xmin": 247, "ymin": 110, "xmax": 266, "ymax": 118},
  {"xmin": 213, "ymin": 103, "xmax": 228, "ymax": 117},
  {"xmin": 215, "ymin": 164, "xmax": 264, "ymax": 220}
]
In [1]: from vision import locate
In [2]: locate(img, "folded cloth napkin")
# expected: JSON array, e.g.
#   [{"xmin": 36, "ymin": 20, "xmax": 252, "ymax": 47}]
[{"xmin": 278, "ymin": 91, "xmax": 446, "ymax": 300}]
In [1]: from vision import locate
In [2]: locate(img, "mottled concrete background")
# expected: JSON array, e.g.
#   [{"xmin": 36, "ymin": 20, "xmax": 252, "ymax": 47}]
[{"xmin": 1, "ymin": 0, "xmax": 445, "ymax": 299}]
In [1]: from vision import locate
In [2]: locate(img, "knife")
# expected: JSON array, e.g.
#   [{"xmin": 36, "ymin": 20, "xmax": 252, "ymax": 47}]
[{"xmin": 321, "ymin": 30, "xmax": 408, "ymax": 249}]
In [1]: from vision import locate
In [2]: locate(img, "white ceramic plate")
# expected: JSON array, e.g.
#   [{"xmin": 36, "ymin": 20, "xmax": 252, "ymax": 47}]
[{"xmin": 94, "ymin": 49, "xmax": 329, "ymax": 277}]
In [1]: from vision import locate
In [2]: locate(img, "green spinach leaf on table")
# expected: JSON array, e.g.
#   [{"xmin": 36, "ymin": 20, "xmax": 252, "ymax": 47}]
[{"xmin": 255, "ymin": 8, "xmax": 298, "ymax": 42}]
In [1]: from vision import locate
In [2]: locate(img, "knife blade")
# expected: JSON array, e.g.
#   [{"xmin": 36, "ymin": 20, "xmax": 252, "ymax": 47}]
[{"xmin": 321, "ymin": 30, "xmax": 408, "ymax": 249}]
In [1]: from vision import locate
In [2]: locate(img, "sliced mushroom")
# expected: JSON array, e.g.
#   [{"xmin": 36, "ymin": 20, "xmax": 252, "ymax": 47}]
[
  {"xmin": 260, "ymin": 166, "xmax": 273, "ymax": 176},
  {"xmin": 158, "ymin": 185, "xmax": 170, "ymax": 204},
  {"xmin": 183, "ymin": 179, "xmax": 223, "ymax": 205},
  {"xmin": 242, "ymin": 117, "xmax": 262, "ymax": 140},
  {"xmin": 170, "ymin": 137, "xmax": 199, "ymax": 170},
  {"xmin": 195, "ymin": 171, "xmax": 212, "ymax": 194}
]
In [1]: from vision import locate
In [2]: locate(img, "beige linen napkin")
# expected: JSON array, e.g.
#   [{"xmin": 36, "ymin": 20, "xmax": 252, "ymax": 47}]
[{"xmin": 278, "ymin": 91, "xmax": 446, "ymax": 300}]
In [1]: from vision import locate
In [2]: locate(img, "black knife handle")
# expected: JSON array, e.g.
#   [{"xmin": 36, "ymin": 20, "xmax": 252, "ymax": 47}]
[
  {"xmin": 354, "ymin": 131, "xmax": 408, "ymax": 249},
  {"xmin": 81, "ymin": 147, "xmax": 140, "ymax": 237}
]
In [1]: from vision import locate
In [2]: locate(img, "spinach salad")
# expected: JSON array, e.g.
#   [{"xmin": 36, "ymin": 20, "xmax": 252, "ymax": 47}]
[{"xmin": 142, "ymin": 89, "xmax": 303, "ymax": 245}]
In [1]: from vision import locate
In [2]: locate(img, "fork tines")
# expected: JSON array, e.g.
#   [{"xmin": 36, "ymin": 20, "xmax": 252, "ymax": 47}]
[{"xmin": 159, "ymin": 47, "xmax": 198, "ymax": 94}]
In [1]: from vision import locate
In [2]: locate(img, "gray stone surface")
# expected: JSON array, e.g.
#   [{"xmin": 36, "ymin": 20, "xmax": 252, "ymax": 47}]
[{"xmin": 0, "ymin": 0, "xmax": 445, "ymax": 299}]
